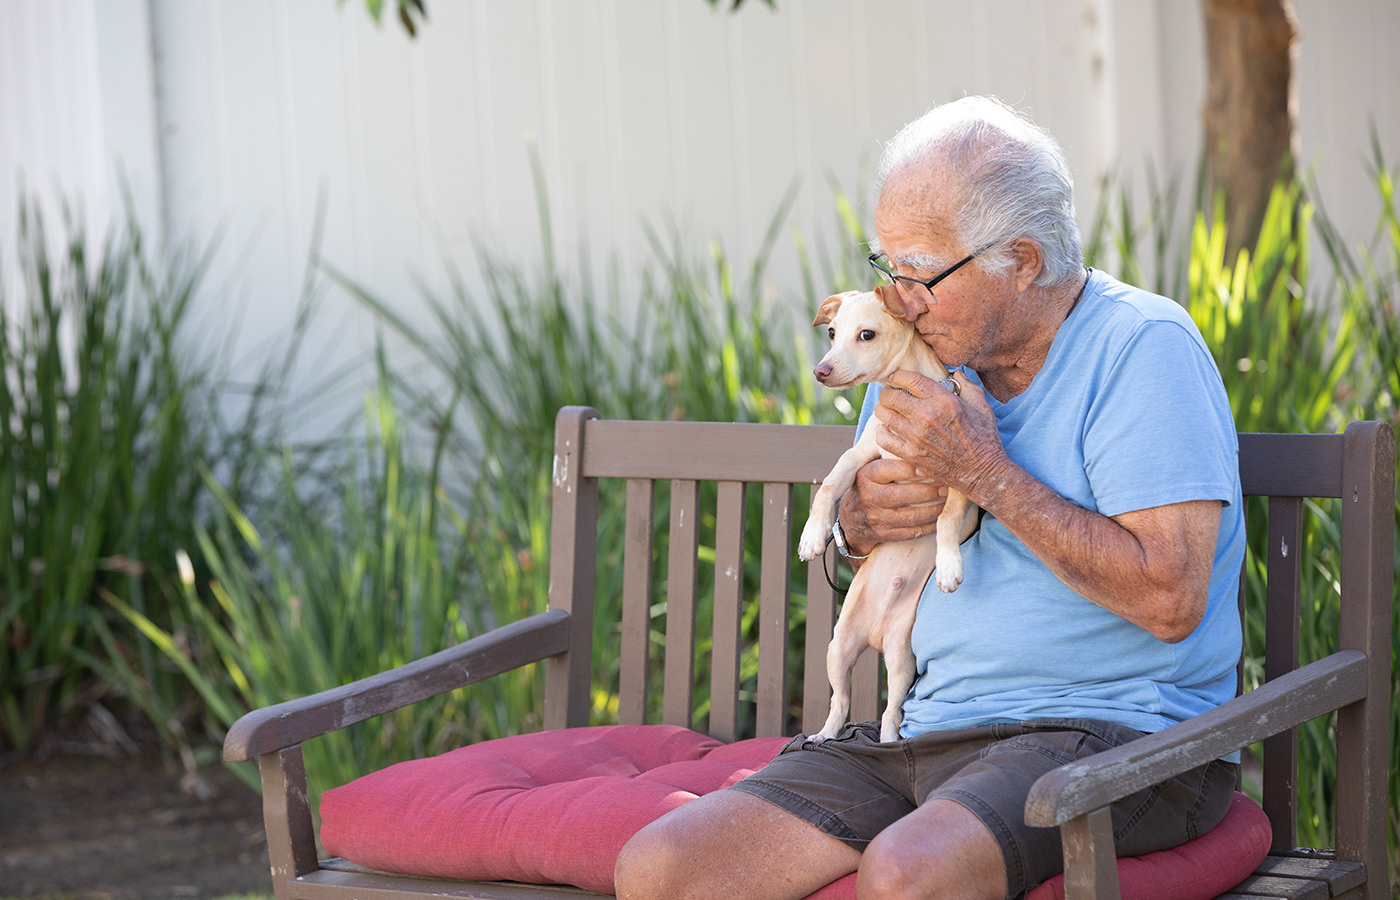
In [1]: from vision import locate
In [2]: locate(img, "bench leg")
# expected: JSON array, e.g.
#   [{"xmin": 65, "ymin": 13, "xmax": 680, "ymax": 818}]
[
  {"xmin": 259, "ymin": 746, "xmax": 319, "ymax": 899},
  {"xmin": 1061, "ymin": 807, "xmax": 1122, "ymax": 900}
]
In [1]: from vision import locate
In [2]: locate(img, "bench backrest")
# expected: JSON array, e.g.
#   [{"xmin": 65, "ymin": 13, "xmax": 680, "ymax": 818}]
[
  {"xmin": 542, "ymin": 406, "xmax": 1393, "ymax": 867},
  {"xmin": 543, "ymin": 407, "xmax": 862, "ymax": 741}
]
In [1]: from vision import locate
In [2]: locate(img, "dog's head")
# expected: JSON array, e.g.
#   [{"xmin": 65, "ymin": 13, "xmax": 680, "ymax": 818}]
[{"xmin": 812, "ymin": 284, "xmax": 921, "ymax": 389}]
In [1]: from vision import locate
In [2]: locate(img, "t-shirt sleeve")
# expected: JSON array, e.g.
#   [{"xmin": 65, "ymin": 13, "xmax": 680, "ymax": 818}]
[
  {"xmin": 855, "ymin": 383, "xmax": 882, "ymax": 441},
  {"xmin": 1081, "ymin": 320, "xmax": 1238, "ymax": 518}
]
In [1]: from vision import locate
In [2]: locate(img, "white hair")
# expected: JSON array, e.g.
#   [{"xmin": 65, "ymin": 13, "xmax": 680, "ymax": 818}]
[{"xmin": 874, "ymin": 96, "xmax": 1084, "ymax": 287}]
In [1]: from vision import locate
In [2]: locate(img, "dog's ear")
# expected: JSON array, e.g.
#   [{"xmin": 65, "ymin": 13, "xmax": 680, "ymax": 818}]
[
  {"xmin": 813, "ymin": 293, "xmax": 845, "ymax": 326},
  {"xmin": 875, "ymin": 283, "xmax": 911, "ymax": 320}
]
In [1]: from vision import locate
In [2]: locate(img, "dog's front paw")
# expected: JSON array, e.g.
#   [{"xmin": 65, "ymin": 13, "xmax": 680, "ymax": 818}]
[
  {"xmin": 797, "ymin": 519, "xmax": 830, "ymax": 561},
  {"xmin": 935, "ymin": 558, "xmax": 964, "ymax": 593}
]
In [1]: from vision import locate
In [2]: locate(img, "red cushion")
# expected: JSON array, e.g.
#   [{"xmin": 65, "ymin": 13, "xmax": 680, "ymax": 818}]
[
  {"xmin": 1025, "ymin": 792, "xmax": 1272, "ymax": 900},
  {"xmin": 320, "ymin": 725, "xmax": 788, "ymax": 894},
  {"xmin": 321, "ymin": 725, "xmax": 1271, "ymax": 899}
]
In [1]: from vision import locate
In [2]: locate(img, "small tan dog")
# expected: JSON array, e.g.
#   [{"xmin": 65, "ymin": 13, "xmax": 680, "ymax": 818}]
[{"xmin": 797, "ymin": 284, "xmax": 980, "ymax": 742}]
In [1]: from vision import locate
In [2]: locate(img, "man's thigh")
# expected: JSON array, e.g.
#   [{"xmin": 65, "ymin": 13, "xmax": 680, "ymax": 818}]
[{"xmin": 614, "ymin": 786, "xmax": 861, "ymax": 900}]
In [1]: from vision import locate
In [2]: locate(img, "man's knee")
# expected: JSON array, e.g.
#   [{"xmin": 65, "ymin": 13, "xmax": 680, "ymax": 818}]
[
  {"xmin": 613, "ymin": 821, "xmax": 673, "ymax": 900},
  {"xmin": 858, "ymin": 841, "xmax": 1003, "ymax": 900},
  {"xmin": 857, "ymin": 840, "xmax": 927, "ymax": 900},
  {"xmin": 857, "ymin": 801, "xmax": 1007, "ymax": 900}
]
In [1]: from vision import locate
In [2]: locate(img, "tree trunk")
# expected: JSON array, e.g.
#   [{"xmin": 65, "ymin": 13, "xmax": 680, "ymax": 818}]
[{"xmin": 1201, "ymin": 0, "xmax": 1300, "ymax": 255}]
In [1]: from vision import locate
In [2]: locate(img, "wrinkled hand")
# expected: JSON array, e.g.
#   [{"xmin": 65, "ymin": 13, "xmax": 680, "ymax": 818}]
[
  {"xmin": 837, "ymin": 457, "xmax": 948, "ymax": 555},
  {"xmin": 874, "ymin": 370, "xmax": 1005, "ymax": 491},
  {"xmin": 838, "ymin": 370, "xmax": 1007, "ymax": 554}
]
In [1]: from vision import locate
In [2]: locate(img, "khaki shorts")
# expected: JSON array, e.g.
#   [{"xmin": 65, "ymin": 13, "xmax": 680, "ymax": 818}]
[{"xmin": 728, "ymin": 718, "xmax": 1238, "ymax": 899}]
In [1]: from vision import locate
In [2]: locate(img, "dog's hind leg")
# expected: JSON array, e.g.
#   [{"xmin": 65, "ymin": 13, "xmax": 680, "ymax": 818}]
[
  {"xmin": 813, "ymin": 590, "xmax": 878, "ymax": 742},
  {"xmin": 877, "ymin": 570, "xmax": 926, "ymax": 742}
]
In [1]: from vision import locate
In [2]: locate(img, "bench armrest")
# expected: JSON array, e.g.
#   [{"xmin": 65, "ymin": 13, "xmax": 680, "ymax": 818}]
[
  {"xmin": 1025, "ymin": 648, "xmax": 1369, "ymax": 827},
  {"xmin": 223, "ymin": 609, "xmax": 572, "ymax": 762}
]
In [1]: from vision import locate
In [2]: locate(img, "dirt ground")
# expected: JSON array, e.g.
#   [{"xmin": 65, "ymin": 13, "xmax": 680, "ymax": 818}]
[{"xmin": 0, "ymin": 752, "xmax": 272, "ymax": 900}]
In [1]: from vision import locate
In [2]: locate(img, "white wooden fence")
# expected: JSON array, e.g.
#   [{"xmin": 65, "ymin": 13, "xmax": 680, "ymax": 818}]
[{"xmin": 3, "ymin": 0, "xmax": 1398, "ymax": 433}]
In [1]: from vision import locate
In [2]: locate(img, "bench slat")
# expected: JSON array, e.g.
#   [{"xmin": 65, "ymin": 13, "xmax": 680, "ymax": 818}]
[
  {"xmin": 619, "ymin": 479, "xmax": 654, "ymax": 726},
  {"xmin": 710, "ymin": 481, "xmax": 747, "ymax": 742},
  {"xmin": 1254, "ymin": 856, "xmax": 1367, "ymax": 894},
  {"xmin": 802, "ymin": 548, "xmax": 838, "ymax": 736},
  {"xmin": 851, "ymin": 648, "xmax": 882, "ymax": 724},
  {"xmin": 583, "ymin": 428, "xmax": 1345, "ymax": 497},
  {"xmin": 305, "ymin": 863, "xmax": 608, "ymax": 899},
  {"xmin": 580, "ymin": 419, "xmax": 854, "ymax": 484},
  {"xmin": 757, "ymin": 482, "xmax": 793, "ymax": 736},
  {"xmin": 1263, "ymin": 495, "xmax": 1304, "ymax": 849},
  {"xmin": 662, "ymin": 480, "xmax": 700, "ymax": 729},
  {"xmin": 1326, "ymin": 888, "xmax": 1365, "ymax": 900},
  {"xmin": 1225, "ymin": 873, "xmax": 1329, "ymax": 900},
  {"xmin": 1238, "ymin": 433, "xmax": 1344, "ymax": 498}
]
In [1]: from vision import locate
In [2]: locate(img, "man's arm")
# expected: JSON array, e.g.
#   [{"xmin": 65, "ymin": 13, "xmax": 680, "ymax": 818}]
[{"xmin": 853, "ymin": 370, "xmax": 1221, "ymax": 643}]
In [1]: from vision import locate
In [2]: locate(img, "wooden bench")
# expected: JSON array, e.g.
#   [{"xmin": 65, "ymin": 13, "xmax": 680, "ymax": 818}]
[{"xmin": 224, "ymin": 407, "xmax": 1394, "ymax": 900}]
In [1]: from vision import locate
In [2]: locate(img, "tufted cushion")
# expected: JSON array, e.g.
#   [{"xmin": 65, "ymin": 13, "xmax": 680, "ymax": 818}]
[
  {"xmin": 1024, "ymin": 792, "xmax": 1273, "ymax": 900},
  {"xmin": 320, "ymin": 725, "xmax": 1271, "ymax": 899},
  {"xmin": 320, "ymin": 725, "xmax": 789, "ymax": 894}
]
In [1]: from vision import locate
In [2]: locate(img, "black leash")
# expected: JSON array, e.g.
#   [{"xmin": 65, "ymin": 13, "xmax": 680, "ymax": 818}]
[{"xmin": 821, "ymin": 535, "xmax": 849, "ymax": 595}]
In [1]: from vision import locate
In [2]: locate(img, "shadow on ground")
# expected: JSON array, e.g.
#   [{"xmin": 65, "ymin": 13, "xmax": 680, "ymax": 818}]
[{"xmin": 0, "ymin": 752, "xmax": 271, "ymax": 899}]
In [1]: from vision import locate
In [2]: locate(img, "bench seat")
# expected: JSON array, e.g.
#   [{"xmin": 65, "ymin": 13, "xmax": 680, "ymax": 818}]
[
  {"xmin": 305, "ymin": 853, "xmax": 1365, "ymax": 900},
  {"xmin": 318, "ymin": 724, "xmax": 1272, "ymax": 899}
]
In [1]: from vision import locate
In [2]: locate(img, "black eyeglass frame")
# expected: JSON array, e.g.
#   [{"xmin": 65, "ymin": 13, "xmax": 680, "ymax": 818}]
[{"xmin": 867, "ymin": 242, "xmax": 995, "ymax": 301}]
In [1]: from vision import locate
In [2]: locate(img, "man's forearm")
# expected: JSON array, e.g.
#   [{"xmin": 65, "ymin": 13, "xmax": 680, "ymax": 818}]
[
  {"xmin": 960, "ymin": 455, "xmax": 1218, "ymax": 644},
  {"xmin": 847, "ymin": 372, "xmax": 1220, "ymax": 641}
]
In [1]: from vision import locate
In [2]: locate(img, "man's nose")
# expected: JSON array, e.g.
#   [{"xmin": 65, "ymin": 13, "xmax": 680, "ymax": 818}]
[{"xmin": 896, "ymin": 286, "xmax": 932, "ymax": 320}]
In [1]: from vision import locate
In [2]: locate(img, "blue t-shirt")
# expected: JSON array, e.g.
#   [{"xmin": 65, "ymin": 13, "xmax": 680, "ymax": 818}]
[{"xmin": 856, "ymin": 270, "xmax": 1244, "ymax": 738}]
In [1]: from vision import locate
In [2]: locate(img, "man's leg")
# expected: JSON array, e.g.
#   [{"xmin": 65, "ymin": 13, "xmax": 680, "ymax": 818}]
[
  {"xmin": 614, "ymin": 786, "xmax": 861, "ymax": 900},
  {"xmin": 860, "ymin": 720, "xmax": 1241, "ymax": 900},
  {"xmin": 858, "ymin": 798, "xmax": 1007, "ymax": 900}
]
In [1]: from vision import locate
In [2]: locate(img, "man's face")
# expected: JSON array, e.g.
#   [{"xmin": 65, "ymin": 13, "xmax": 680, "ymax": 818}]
[{"xmin": 871, "ymin": 172, "xmax": 1016, "ymax": 371}]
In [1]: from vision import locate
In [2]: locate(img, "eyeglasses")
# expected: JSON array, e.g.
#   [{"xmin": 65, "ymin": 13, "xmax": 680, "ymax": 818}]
[{"xmin": 867, "ymin": 243, "xmax": 993, "ymax": 302}]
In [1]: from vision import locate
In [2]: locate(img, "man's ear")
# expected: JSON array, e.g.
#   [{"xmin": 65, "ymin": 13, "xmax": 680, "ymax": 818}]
[
  {"xmin": 875, "ymin": 283, "xmax": 911, "ymax": 319},
  {"xmin": 1011, "ymin": 239, "xmax": 1044, "ymax": 292},
  {"xmin": 813, "ymin": 293, "xmax": 847, "ymax": 326}
]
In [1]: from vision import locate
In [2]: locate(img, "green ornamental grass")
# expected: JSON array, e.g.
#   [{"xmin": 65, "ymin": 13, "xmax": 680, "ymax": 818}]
[{"xmin": 0, "ymin": 201, "xmax": 220, "ymax": 755}]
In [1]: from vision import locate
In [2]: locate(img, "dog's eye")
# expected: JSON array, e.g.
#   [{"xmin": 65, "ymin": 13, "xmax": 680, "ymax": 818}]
[
  {"xmin": 828, "ymin": 327, "xmax": 836, "ymax": 341},
  {"xmin": 859, "ymin": 329, "xmax": 877, "ymax": 341}
]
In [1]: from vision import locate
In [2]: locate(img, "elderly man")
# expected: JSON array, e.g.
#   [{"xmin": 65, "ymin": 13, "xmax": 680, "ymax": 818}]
[{"xmin": 613, "ymin": 96, "xmax": 1244, "ymax": 900}]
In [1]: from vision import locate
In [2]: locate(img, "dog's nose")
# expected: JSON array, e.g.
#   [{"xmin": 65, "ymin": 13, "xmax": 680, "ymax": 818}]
[{"xmin": 813, "ymin": 363, "xmax": 832, "ymax": 384}]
